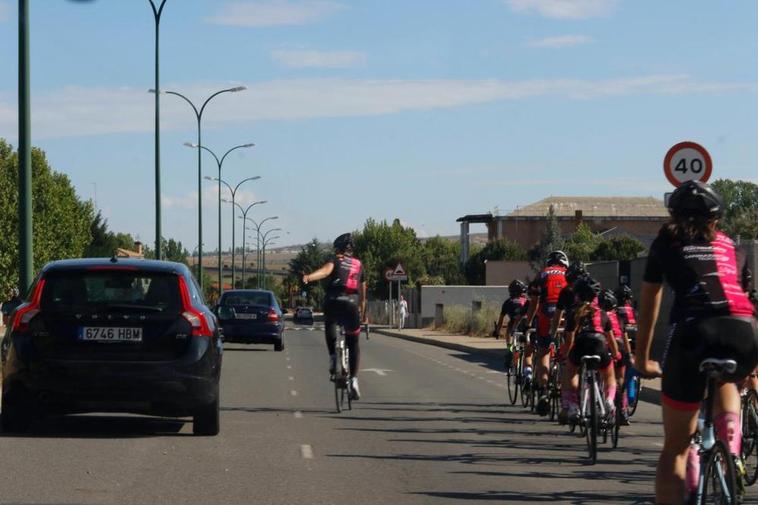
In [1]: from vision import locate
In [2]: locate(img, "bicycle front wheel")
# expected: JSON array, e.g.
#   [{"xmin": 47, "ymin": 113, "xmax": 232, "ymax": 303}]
[
  {"xmin": 506, "ymin": 367, "xmax": 519, "ymax": 405},
  {"xmin": 701, "ymin": 440, "xmax": 738, "ymax": 505},
  {"xmin": 586, "ymin": 373, "xmax": 598, "ymax": 465},
  {"xmin": 742, "ymin": 389, "xmax": 758, "ymax": 486}
]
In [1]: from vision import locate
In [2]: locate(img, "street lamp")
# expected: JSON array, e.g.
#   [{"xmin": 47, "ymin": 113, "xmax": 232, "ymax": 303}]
[
  {"xmin": 247, "ymin": 216, "xmax": 279, "ymax": 287},
  {"xmin": 214, "ymin": 176, "xmax": 261, "ymax": 289},
  {"xmin": 233, "ymin": 201, "xmax": 267, "ymax": 286},
  {"xmin": 190, "ymin": 143, "xmax": 255, "ymax": 291},
  {"xmin": 148, "ymin": 0, "xmax": 167, "ymax": 261},
  {"xmin": 148, "ymin": 86, "xmax": 247, "ymax": 287},
  {"xmin": 260, "ymin": 227, "xmax": 282, "ymax": 289}
]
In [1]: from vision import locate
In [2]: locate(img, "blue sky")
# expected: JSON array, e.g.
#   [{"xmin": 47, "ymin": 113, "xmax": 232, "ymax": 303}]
[{"xmin": 1, "ymin": 0, "xmax": 758, "ymax": 251}]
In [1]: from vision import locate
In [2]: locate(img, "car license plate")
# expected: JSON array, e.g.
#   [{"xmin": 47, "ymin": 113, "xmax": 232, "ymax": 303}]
[
  {"xmin": 78, "ymin": 327, "xmax": 143, "ymax": 342},
  {"xmin": 236, "ymin": 313, "xmax": 257, "ymax": 320}
]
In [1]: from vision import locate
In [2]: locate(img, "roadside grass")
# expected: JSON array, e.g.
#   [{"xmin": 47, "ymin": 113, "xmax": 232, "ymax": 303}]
[{"xmin": 438, "ymin": 304, "xmax": 499, "ymax": 337}]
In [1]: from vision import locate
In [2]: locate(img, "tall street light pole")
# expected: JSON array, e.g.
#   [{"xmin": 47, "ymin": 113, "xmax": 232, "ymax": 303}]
[
  {"xmin": 17, "ymin": 0, "xmax": 32, "ymax": 294},
  {"xmin": 188, "ymin": 143, "xmax": 254, "ymax": 292},
  {"xmin": 213, "ymin": 176, "xmax": 261, "ymax": 290},
  {"xmin": 233, "ymin": 201, "xmax": 267, "ymax": 286},
  {"xmin": 149, "ymin": 87, "xmax": 246, "ymax": 289},
  {"xmin": 249, "ymin": 216, "xmax": 278, "ymax": 287},
  {"xmin": 148, "ymin": 0, "xmax": 167, "ymax": 260},
  {"xmin": 260, "ymin": 227, "xmax": 282, "ymax": 289}
]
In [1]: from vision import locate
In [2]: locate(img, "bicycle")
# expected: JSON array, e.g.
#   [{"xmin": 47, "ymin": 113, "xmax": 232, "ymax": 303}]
[
  {"xmin": 576, "ymin": 354, "xmax": 614, "ymax": 465},
  {"xmin": 333, "ymin": 328, "xmax": 354, "ymax": 413},
  {"xmin": 546, "ymin": 341, "xmax": 562, "ymax": 422},
  {"xmin": 505, "ymin": 330, "xmax": 533, "ymax": 407},
  {"xmin": 688, "ymin": 358, "xmax": 740, "ymax": 505},
  {"xmin": 740, "ymin": 383, "xmax": 758, "ymax": 487}
]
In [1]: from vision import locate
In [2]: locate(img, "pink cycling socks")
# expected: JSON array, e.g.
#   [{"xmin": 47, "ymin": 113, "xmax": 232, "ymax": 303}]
[
  {"xmin": 606, "ymin": 385, "xmax": 617, "ymax": 407},
  {"xmin": 714, "ymin": 412, "xmax": 742, "ymax": 456},
  {"xmin": 685, "ymin": 443, "xmax": 700, "ymax": 494}
]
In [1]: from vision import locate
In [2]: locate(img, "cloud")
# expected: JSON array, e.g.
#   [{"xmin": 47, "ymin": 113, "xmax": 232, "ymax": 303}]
[
  {"xmin": 207, "ymin": 1, "xmax": 343, "ymax": 27},
  {"xmin": 506, "ymin": 0, "xmax": 618, "ymax": 19},
  {"xmin": 527, "ymin": 34, "xmax": 594, "ymax": 48},
  {"xmin": 271, "ymin": 49, "xmax": 366, "ymax": 68},
  {"xmin": 1, "ymin": 75, "xmax": 757, "ymax": 139}
]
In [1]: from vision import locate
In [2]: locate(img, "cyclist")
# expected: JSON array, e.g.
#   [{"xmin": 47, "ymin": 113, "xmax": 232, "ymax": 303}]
[
  {"xmin": 493, "ymin": 279, "xmax": 529, "ymax": 369},
  {"xmin": 634, "ymin": 180, "xmax": 758, "ymax": 505},
  {"xmin": 615, "ymin": 284, "xmax": 638, "ymax": 351},
  {"xmin": 553, "ymin": 261, "xmax": 588, "ymax": 424},
  {"xmin": 599, "ymin": 289, "xmax": 634, "ymax": 425},
  {"xmin": 525, "ymin": 250, "xmax": 569, "ymax": 417},
  {"xmin": 302, "ymin": 233, "xmax": 368, "ymax": 400}
]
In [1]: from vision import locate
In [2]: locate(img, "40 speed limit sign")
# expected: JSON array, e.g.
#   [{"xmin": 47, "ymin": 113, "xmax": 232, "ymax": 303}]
[{"xmin": 663, "ymin": 141, "xmax": 713, "ymax": 187}]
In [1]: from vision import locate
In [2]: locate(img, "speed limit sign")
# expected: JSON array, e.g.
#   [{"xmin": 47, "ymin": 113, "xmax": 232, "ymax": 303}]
[{"xmin": 663, "ymin": 141, "xmax": 713, "ymax": 187}]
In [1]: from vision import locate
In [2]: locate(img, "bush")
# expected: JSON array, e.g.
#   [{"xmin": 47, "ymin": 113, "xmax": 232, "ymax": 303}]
[{"xmin": 438, "ymin": 303, "xmax": 500, "ymax": 337}]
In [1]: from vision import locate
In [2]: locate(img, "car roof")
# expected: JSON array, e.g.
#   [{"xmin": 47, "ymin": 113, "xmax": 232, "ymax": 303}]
[
  {"xmin": 221, "ymin": 289, "xmax": 274, "ymax": 296},
  {"xmin": 40, "ymin": 258, "xmax": 189, "ymax": 276}
]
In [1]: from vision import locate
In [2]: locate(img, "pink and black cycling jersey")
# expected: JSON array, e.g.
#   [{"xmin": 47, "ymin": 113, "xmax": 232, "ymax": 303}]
[
  {"xmin": 616, "ymin": 303, "xmax": 637, "ymax": 328},
  {"xmin": 565, "ymin": 299, "xmax": 611, "ymax": 335},
  {"xmin": 326, "ymin": 255, "xmax": 363, "ymax": 297},
  {"xmin": 605, "ymin": 310, "xmax": 623, "ymax": 342},
  {"xmin": 644, "ymin": 230, "xmax": 754, "ymax": 323},
  {"xmin": 500, "ymin": 295, "xmax": 528, "ymax": 320}
]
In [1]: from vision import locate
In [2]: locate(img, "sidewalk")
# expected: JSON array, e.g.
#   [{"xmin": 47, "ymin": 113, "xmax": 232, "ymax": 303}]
[{"xmin": 373, "ymin": 326, "xmax": 662, "ymax": 393}]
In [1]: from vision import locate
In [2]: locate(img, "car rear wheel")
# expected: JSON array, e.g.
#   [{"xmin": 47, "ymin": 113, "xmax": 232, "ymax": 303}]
[
  {"xmin": 1, "ymin": 387, "xmax": 34, "ymax": 433},
  {"xmin": 274, "ymin": 341, "xmax": 284, "ymax": 352},
  {"xmin": 193, "ymin": 392, "xmax": 220, "ymax": 436}
]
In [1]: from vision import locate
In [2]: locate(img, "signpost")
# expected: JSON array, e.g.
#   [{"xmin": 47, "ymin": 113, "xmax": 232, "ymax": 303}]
[
  {"xmin": 385, "ymin": 263, "xmax": 408, "ymax": 328},
  {"xmin": 663, "ymin": 141, "xmax": 713, "ymax": 187}
]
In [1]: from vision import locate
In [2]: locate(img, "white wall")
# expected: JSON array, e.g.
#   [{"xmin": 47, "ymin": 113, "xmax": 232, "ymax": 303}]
[{"xmin": 420, "ymin": 285, "xmax": 509, "ymax": 321}]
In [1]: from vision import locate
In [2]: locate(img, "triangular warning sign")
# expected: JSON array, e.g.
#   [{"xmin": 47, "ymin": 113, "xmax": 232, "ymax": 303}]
[{"xmin": 393, "ymin": 263, "xmax": 406, "ymax": 276}]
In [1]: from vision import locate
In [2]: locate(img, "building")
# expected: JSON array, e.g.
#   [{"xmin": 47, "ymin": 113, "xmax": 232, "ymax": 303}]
[{"xmin": 457, "ymin": 196, "xmax": 668, "ymax": 263}]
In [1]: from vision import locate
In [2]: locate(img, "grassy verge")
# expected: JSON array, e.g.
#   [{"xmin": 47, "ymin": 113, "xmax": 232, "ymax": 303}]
[{"xmin": 437, "ymin": 304, "xmax": 500, "ymax": 337}]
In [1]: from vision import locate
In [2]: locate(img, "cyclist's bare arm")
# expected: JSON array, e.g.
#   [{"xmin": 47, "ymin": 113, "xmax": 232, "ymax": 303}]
[
  {"xmin": 303, "ymin": 261, "xmax": 335, "ymax": 284},
  {"xmin": 605, "ymin": 330, "xmax": 620, "ymax": 358},
  {"xmin": 495, "ymin": 313, "xmax": 506, "ymax": 336},
  {"xmin": 359, "ymin": 281, "xmax": 368, "ymax": 322},
  {"xmin": 526, "ymin": 294, "xmax": 539, "ymax": 327},
  {"xmin": 549, "ymin": 309, "xmax": 563, "ymax": 338},
  {"xmin": 635, "ymin": 281, "xmax": 663, "ymax": 377}
]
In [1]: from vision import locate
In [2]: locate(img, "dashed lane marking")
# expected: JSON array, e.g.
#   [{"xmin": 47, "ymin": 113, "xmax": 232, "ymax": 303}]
[
  {"xmin": 286, "ymin": 365, "xmax": 292, "ymax": 370},
  {"xmin": 294, "ymin": 411, "xmax": 303, "ymax": 419},
  {"xmin": 288, "ymin": 376, "xmax": 295, "ymax": 381},
  {"xmin": 290, "ymin": 390, "xmax": 298, "ymax": 397},
  {"xmin": 301, "ymin": 444, "xmax": 314, "ymax": 459}
]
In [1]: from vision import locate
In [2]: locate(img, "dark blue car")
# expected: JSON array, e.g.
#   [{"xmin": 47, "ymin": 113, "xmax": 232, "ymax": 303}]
[{"xmin": 216, "ymin": 290, "xmax": 285, "ymax": 351}]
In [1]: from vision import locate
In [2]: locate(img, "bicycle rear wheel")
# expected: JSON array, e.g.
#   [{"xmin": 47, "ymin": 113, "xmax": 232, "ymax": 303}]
[
  {"xmin": 701, "ymin": 440, "xmax": 738, "ymax": 504},
  {"xmin": 585, "ymin": 373, "xmax": 598, "ymax": 465},
  {"xmin": 521, "ymin": 373, "xmax": 531, "ymax": 409},
  {"xmin": 507, "ymin": 354, "xmax": 520, "ymax": 405},
  {"xmin": 611, "ymin": 392, "xmax": 621, "ymax": 449},
  {"xmin": 742, "ymin": 389, "xmax": 758, "ymax": 486}
]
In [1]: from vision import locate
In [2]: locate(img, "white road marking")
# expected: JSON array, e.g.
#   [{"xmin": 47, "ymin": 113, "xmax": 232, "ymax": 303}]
[
  {"xmin": 294, "ymin": 411, "xmax": 303, "ymax": 419},
  {"xmin": 300, "ymin": 444, "xmax": 314, "ymax": 459},
  {"xmin": 290, "ymin": 390, "xmax": 298, "ymax": 397},
  {"xmin": 362, "ymin": 368, "xmax": 393, "ymax": 376},
  {"xmin": 286, "ymin": 365, "xmax": 292, "ymax": 370},
  {"xmin": 288, "ymin": 376, "xmax": 295, "ymax": 381}
]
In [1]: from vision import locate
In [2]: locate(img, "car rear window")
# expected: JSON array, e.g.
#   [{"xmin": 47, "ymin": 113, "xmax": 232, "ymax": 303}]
[
  {"xmin": 221, "ymin": 292, "xmax": 272, "ymax": 307},
  {"xmin": 41, "ymin": 270, "xmax": 182, "ymax": 313}
]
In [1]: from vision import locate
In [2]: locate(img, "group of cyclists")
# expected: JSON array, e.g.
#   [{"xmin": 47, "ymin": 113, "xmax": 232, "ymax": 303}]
[
  {"xmin": 305, "ymin": 180, "xmax": 758, "ymax": 504},
  {"xmin": 494, "ymin": 180, "xmax": 758, "ymax": 504}
]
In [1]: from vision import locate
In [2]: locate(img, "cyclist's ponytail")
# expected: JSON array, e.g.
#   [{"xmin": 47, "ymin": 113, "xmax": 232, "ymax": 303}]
[
  {"xmin": 664, "ymin": 215, "xmax": 717, "ymax": 243},
  {"xmin": 573, "ymin": 301, "xmax": 595, "ymax": 329}
]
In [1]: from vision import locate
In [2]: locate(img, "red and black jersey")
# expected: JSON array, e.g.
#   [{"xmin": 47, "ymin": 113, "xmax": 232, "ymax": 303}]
[
  {"xmin": 565, "ymin": 299, "xmax": 611, "ymax": 335},
  {"xmin": 326, "ymin": 254, "xmax": 363, "ymax": 296},
  {"xmin": 535, "ymin": 266, "xmax": 567, "ymax": 306},
  {"xmin": 616, "ymin": 302, "xmax": 637, "ymax": 328},
  {"xmin": 644, "ymin": 230, "xmax": 754, "ymax": 323},
  {"xmin": 605, "ymin": 310, "xmax": 623, "ymax": 340},
  {"xmin": 500, "ymin": 295, "xmax": 528, "ymax": 319}
]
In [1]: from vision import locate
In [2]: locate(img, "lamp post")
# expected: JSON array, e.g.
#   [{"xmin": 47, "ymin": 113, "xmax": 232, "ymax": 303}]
[
  {"xmin": 148, "ymin": 0, "xmax": 167, "ymax": 261},
  {"xmin": 247, "ymin": 216, "xmax": 279, "ymax": 287},
  {"xmin": 232, "ymin": 201, "xmax": 267, "ymax": 286},
  {"xmin": 149, "ymin": 87, "xmax": 247, "ymax": 288},
  {"xmin": 213, "ymin": 176, "xmax": 261, "ymax": 289},
  {"xmin": 261, "ymin": 237, "xmax": 279, "ymax": 290},
  {"xmin": 260, "ymin": 227, "xmax": 282, "ymax": 289},
  {"xmin": 189, "ymin": 143, "xmax": 254, "ymax": 292}
]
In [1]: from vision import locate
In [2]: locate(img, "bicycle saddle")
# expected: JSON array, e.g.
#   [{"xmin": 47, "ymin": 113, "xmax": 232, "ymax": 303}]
[{"xmin": 698, "ymin": 358, "xmax": 737, "ymax": 376}]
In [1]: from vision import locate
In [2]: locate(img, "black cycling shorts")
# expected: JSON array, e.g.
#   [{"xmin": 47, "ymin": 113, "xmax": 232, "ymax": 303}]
[
  {"xmin": 662, "ymin": 316, "xmax": 758, "ymax": 411},
  {"xmin": 569, "ymin": 332, "xmax": 611, "ymax": 370},
  {"xmin": 324, "ymin": 295, "xmax": 361, "ymax": 337}
]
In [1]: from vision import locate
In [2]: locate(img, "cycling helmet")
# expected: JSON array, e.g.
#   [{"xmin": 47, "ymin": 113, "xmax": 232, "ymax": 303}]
[
  {"xmin": 599, "ymin": 289, "xmax": 618, "ymax": 311},
  {"xmin": 667, "ymin": 180, "xmax": 724, "ymax": 220},
  {"xmin": 545, "ymin": 250, "xmax": 569, "ymax": 268},
  {"xmin": 573, "ymin": 276, "xmax": 601, "ymax": 303},
  {"xmin": 614, "ymin": 284, "xmax": 633, "ymax": 303},
  {"xmin": 508, "ymin": 279, "xmax": 528, "ymax": 298},
  {"xmin": 565, "ymin": 261, "xmax": 587, "ymax": 284},
  {"xmin": 333, "ymin": 233, "xmax": 354, "ymax": 253}
]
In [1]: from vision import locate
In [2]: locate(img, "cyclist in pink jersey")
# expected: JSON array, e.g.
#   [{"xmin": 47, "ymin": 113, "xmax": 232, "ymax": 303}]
[
  {"xmin": 599, "ymin": 289, "xmax": 634, "ymax": 425},
  {"xmin": 303, "ymin": 233, "xmax": 367, "ymax": 399},
  {"xmin": 635, "ymin": 181, "xmax": 758, "ymax": 504}
]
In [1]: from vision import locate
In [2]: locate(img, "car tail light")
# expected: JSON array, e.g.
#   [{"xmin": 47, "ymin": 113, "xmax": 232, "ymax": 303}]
[
  {"xmin": 177, "ymin": 276, "xmax": 212, "ymax": 337},
  {"xmin": 267, "ymin": 309, "xmax": 280, "ymax": 322},
  {"xmin": 11, "ymin": 279, "xmax": 46, "ymax": 333}
]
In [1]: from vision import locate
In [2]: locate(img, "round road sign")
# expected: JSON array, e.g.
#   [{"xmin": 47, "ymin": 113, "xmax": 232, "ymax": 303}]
[{"xmin": 663, "ymin": 141, "xmax": 712, "ymax": 187}]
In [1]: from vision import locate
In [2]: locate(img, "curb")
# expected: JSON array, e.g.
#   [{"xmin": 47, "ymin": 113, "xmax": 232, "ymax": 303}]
[{"xmin": 373, "ymin": 328, "xmax": 504, "ymax": 358}]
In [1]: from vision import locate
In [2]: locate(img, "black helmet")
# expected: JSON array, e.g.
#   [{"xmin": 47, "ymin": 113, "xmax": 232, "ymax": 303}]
[
  {"xmin": 333, "ymin": 233, "xmax": 354, "ymax": 253},
  {"xmin": 614, "ymin": 284, "xmax": 633, "ymax": 303},
  {"xmin": 508, "ymin": 279, "xmax": 527, "ymax": 297},
  {"xmin": 573, "ymin": 276, "xmax": 601, "ymax": 303},
  {"xmin": 565, "ymin": 261, "xmax": 587, "ymax": 284},
  {"xmin": 546, "ymin": 250, "xmax": 569, "ymax": 268},
  {"xmin": 668, "ymin": 180, "xmax": 724, "ymax": 219},
  {"xmin": 599, "ymin": 289, "xmax": 618, "ymax": 311}
]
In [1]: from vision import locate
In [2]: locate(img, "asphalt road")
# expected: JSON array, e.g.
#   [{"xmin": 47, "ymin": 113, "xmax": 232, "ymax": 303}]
[{"xmin": 0, "ymin": 325, "xmax": 716, "ymax": 505}]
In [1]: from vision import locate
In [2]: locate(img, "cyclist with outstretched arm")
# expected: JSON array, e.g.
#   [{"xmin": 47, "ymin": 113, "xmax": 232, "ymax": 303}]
[
  {"xmin": 635, "ymin": 181, "xmax": 758, "ymax": 505},
  {"xmin": 303, "ymin": 233, "xmax": 368, "ymax": 400},
  {"xmin": 494, "ymin": 279, "xmax": 529, "ymax": 368}
]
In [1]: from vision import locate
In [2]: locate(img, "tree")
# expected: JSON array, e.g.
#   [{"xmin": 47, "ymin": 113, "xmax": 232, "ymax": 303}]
[
  {"xmin": 465, "ymin": 238, "xmax": 527, "ymax": 285},
  {"xmin": 528, "ymin": 204, "xmax": 564, "ymax": 270},
  {"xmin": 711, "ymin": 179, "xmax": 758, "ymax": 239},
  {"xmin": 420, "ymin": 236, "xmax": 464, "ymax": 285},
  {"xmin": 288, "ymin": 239, "xmax": 330, "ymax": 308},
  {"xmin": 143, "ymin": 238, "xmax": 189, "ymax": 264},
  {"xmin": 85, "ymin": 210, "xmax": 136, "ymax": 257},
  {"xmin": 591, "ymin": 235, "xmax": 646, "ymax": 261},
  {"xmin": 0, "ymin": 139, "xmax": 94, "ymax": 296},
  {"xmin": 562, "ymin": 223, "xmax": 603, "ymax": 263}
]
